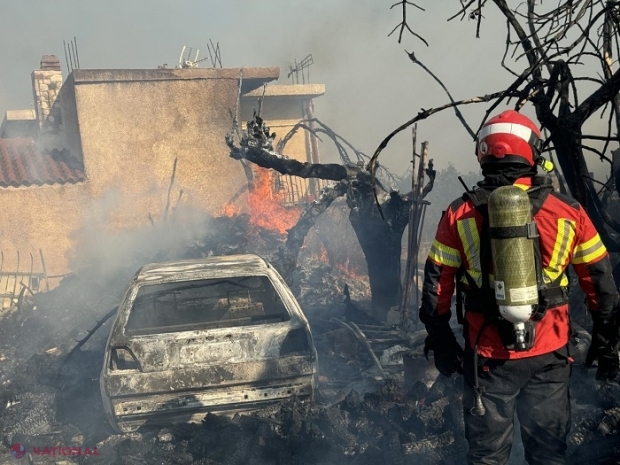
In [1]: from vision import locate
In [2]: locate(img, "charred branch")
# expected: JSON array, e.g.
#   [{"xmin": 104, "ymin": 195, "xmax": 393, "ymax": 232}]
[
  {"xmin": 228, "ymin": 115, "xmax": 351, "ymax": 181},
  {"xmin": 367, "ymin": 90, "xmax": 508, "ymax": 179},
  {"xmin": 61, "ymin": 306, "xmax": 117, "ymax": 367},
  {"xmin": 388, "ymin": 1, "xmax": 428, "ymax": 45},
  {"xmin": 278, "ymin": 181, "xmax": 348, "ymax": 281}
]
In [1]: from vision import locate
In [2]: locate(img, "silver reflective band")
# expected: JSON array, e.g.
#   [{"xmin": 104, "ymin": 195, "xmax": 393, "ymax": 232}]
[{"xmin": 478, "ymin": 122, "xmax": 533, "ymax": 144}]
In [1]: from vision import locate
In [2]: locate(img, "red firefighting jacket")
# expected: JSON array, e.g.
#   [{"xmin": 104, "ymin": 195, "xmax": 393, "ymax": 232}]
[{"xmin": 420, "ymin": 177, "xmax": 617, "ymax": 359}]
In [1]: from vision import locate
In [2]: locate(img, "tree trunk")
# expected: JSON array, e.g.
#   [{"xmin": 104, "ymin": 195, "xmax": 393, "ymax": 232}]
[
  {"xmin": 349, "ymin": 213, "xmax": 405, "ymax": 320},
  {"xmin": 347, "ymin": 182, "xmax": 410, "ymax": 320},
  {"xmin": 549, "ymin": 127, "xmax": 589, "ymax": 207}
]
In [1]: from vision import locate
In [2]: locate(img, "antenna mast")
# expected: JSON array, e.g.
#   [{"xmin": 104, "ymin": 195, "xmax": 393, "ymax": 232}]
[{"xmin": 63, "ymin": 37, "xmax": 81, "ymax": 73}]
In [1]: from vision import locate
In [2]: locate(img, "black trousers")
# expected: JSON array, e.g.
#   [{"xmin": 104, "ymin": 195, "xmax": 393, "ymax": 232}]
[{"xmin": 463, "ymin": 347, "xmax": 572, "ymax": 465}]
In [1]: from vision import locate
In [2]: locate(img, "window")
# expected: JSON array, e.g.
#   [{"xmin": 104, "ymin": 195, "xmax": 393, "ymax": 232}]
[{"xmin": 125, "ymin": 275, "xmax": 290, "ymax": 335}]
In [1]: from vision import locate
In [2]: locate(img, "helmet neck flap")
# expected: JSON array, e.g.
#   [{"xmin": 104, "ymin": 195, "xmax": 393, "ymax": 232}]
[{"xmin": 479, "ymin": 162, "xmax": 538, "ymax": 187}]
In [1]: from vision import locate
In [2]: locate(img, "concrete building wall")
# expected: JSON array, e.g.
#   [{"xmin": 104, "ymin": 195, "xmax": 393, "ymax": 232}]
[
  {"xmin": 0, "ymin": 110, "xmax": 37, "ymax": 139},
  {"xmin": 57, "ymin": 78, "xmax": 83, "ymax": 163}
]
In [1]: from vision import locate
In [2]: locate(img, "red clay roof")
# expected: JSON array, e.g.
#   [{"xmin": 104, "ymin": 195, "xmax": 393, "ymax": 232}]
[{"xmin": 0, "ymin": 138, "xmax": 85, "ymax": 188}]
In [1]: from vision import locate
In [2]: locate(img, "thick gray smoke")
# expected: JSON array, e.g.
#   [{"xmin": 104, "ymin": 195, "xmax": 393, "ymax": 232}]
[{"xmin": 0, "ymin": 1, "xmax": 522, "ymax": 177}]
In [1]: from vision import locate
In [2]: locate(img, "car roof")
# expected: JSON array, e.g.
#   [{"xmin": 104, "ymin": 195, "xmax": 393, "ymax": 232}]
[{"xmin": 135, "ymin": 254, "xmax": 274, "ymax": 283}]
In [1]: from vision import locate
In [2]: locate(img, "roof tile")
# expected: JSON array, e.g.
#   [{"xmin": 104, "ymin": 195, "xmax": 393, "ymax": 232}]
[{"xmin": 0, "ymin": 138, "xmax": 85, "ymax": 188}]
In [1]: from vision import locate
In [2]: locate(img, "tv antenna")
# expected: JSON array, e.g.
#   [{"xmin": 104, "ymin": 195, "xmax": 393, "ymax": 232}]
[
  {"xmin": 287, "ymin": 54, "xmax": 313, "ymax": 84},
  {"xmin": 206, "ymin": 39, "xmax": 222, "ymax": 68},
  {"xmin": 178, "ymin": 46, "xmax": 204, "ymax": 68}
]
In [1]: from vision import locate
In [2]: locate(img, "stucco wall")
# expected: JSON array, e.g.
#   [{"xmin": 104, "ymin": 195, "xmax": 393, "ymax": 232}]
[
  {"xmin": 58, "ymin": 76, "xmax": 83, "ymax": 163},
  {"xmin": 71, "ymin": 69, "xmax": 273, "ymax": 232},
  {"xmin": 0, "ymin": 183, "xmax": 85, "ymax": 290}
]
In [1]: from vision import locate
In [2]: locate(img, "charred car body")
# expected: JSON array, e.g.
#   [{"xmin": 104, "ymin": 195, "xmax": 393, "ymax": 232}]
[{"xmin": 100, "ymin": 254, "xmax": 318, "ymax": 433}]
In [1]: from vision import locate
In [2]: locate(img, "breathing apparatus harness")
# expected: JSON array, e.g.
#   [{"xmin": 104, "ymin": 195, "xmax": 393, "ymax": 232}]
[{"xmin": 456, "ymin": 175, "xmax": 568, "ymax": 415}]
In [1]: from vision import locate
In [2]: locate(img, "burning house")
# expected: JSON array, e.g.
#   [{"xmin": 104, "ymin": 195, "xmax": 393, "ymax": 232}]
[{"xmin": 0, "ymin": 55, "xmax": 325, "ymax": 307}]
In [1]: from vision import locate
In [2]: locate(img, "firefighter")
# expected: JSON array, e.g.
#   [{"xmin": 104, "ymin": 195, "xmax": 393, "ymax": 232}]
[{"xmin": 419, "ymin": 109, "xmax": 620, "ymax": 465}]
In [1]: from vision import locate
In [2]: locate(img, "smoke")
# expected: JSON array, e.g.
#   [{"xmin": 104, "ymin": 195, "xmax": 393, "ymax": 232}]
[
  {"xmin": 68, "ymin": 186, "xmax": 213, "ymax": 280},
  {"xmin": 0, "ymin": 1, "xmax": 527, "ymax": 179},
  {"xmin": 1, "ymin": 1, "xmax": 613, "ymax": 183}
]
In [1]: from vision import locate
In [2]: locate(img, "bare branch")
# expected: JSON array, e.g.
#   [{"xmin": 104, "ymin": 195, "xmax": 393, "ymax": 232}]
[
  {"xmin": 580, "ymin": 144, "xmax": 613, "ymax": 163},
  {"xmin": 493, "ymin": 0, "xmax": 542, "ymax": 78},
  {"xmin": 366, "ymin": 90, "xmax": 507, "ymax": 178},
  {"xmin": 406, "ymin": 51, "xmax": 476, "ymax": 139},
  {"xmin": 447, "ymin": 0, "xmax": 478, "ymax": 21},
  {"xmin": 388, "ymin": 0, "xmax": 429, "ymax": 45},
  {"xmin": 571, "ymin": 64, "xmax": 620, "ymax": 125}
]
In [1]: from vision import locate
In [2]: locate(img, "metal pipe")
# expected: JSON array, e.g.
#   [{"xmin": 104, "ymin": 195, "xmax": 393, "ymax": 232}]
[{"xmin": 331, "ymin": 318, "xmax": 387, "ymax": 378}]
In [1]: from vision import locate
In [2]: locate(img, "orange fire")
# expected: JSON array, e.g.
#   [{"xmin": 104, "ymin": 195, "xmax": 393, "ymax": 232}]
[
  {"xmin": 247, "ymin": 168, "xmax": 301, "ymax": 234},
  {"xmin": 220, "ymin": 203, "xmax": 240, "ymax": 217},
  {"xmin": 219, "ymin": 168, "xmax": 301, "ymax": 234},
  {"xmin": 317, "ymin": 244, "xmax": 330, "ymax": 264},
  {"xmin": 335, "ymin": 259, "xmax": 366, "ymax": 282}
]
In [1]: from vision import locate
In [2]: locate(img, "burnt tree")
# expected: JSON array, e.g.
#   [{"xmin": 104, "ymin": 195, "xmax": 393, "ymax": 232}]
[
  {"xmin": 373, "ymin": 1, "xmax": 620, "ymax": 284},
  {"xmin": 226, "ymin": 115, "xmax": 435, "ymax": 320}
]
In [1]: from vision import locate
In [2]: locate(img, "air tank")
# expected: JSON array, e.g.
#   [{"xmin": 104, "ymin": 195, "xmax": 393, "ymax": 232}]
[{"xmin": 488, "ymin": 185, "xmax": 538, "ymax": 350}]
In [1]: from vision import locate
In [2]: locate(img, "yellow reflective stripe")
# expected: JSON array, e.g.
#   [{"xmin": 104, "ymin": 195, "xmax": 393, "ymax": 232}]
[
  {"xmin": 457, "ymin": 218, "xmax": 482, "ymax": 287},
  {"xmin": 428, "ymin": 239, "xmax": 461, "ymax": 268},
  {"xmin": 543, "ymin": 218, "xmax": 576, "ymax": 283},
  {"xmin": 572, "ymin": 233, "xmax": 607, "ymax": 265},
  {"xmin": 542, "ymin": 271, "xmax": 570, "ymax": 287}
]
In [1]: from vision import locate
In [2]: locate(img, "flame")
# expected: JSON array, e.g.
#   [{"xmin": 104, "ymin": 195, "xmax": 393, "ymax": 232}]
[
  {"xmin": 247, "ymin": 168, "xmax": 301, "ymax": 234},
  {"xmin": 335, "ymin": 259, "xmax": 366, "ymax": 281},
  {"xmin": 220, "ymin": 203, "xmax": 240, "ymax": 217},
  {"xmin": 318, "ymin": 244, "xmax": 330, "ymax": 264}
]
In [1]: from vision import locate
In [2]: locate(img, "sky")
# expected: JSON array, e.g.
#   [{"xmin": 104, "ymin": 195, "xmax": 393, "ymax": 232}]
[{"xmin": 0, "ymin": 1, "xmax": 613, "ymax": 180}]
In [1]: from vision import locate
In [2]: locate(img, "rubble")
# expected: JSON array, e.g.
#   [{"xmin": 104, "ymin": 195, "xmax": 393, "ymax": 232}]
[{"xmin": 0, "ymin": 215, "xmax": 618, "ymax": 464}]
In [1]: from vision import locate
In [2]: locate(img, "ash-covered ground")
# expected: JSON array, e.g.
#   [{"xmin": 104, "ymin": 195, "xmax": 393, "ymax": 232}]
[{"xmin": 0, "ymin": 215, "xmax": 619, "ymax": 464}]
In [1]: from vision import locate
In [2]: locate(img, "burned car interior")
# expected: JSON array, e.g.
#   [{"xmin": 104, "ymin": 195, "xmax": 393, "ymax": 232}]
[{"xmin": 125, "ymin": 276, "xmax": 291, "ymax": 336}]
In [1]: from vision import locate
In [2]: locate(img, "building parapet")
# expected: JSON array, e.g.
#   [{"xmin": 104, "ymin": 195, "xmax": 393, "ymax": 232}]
[
  {"xmin": 70, "ymin": 68, "xmax": 280, "ymax": 94},
  {"xmin": 243, "ymin": 84, "xmax": 325, "ymax": 99}
]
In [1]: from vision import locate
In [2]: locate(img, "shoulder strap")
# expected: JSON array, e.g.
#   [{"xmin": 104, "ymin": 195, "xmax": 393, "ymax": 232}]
[
  {"xmin": 527, "ymin": 184, "xmax": 553, "ymax": 216},
  {"xmin": 461, "ymin": 186, "xmax": 493, "ymax": 293},
  {"xmin": 463, "ymin": 187, "xmax": 492, "ymax": 208}
]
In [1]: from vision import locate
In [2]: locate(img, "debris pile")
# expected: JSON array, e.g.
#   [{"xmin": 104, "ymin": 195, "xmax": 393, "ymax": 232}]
[
  {"xmin": 79, "ymin": 378, "xmax": 466, "ymax": 465},
  {"xmin": 0, "ymin": 215, "xmax": 618, "ymax": 464}
]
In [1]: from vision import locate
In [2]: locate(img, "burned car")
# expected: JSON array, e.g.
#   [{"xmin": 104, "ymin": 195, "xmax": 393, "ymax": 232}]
[{"xmin": 100, "ymin": 254, "xmax": 318, "ymax": 433}]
